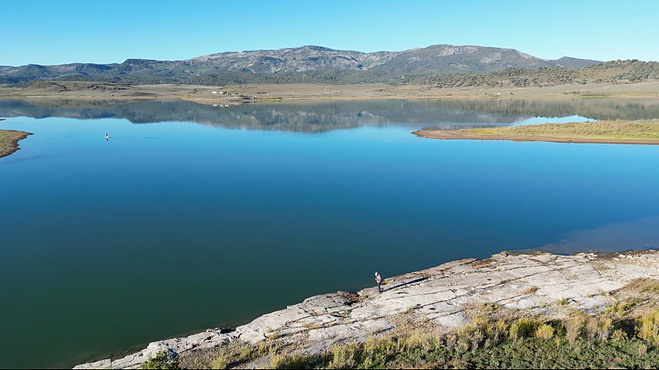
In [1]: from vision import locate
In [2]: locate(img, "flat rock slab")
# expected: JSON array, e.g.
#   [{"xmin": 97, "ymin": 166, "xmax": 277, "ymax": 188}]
[{"xmin": 74, "ymin": 250, "xmax": 659, "ymax": 369}]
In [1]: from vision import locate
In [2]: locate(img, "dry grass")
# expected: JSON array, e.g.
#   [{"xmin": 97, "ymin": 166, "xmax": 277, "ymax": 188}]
[
  {"xmin": 465, "ymin": 119, "xmax": 659, "ymax": 140},
  {"xmin": 258, "ymin": 306, "xmax": 659, "ymax": 369},
  {"xmin": 417, "ymin": 119, "xmax": 659, "ymax": 144},
  {"xmin": 471, "ymin": 258, "xmax": 494, "ymax": 267},
  {"xmin": 175, "ymin": 292, "xmax": 659, "ymax": 369},
  {"xmin": 1, "ymin": 80, "xmax": 658, "ymax": 103},
  {"xmin": 524, "ymin": 286, "xmax": 539, "ymax": 294},
  {"xmin": 0, "ymin": 129, "xmax": 31, "ymax": 158},
  {"xmin": 625, "ymin": 278, "xmax": 659, "ymax": 295},
  {"xmin": 177, "ymin": 340, "xmax": 263, "ymax": 369}
]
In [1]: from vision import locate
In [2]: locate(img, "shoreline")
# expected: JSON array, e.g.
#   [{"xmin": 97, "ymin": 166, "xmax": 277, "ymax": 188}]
[
  {"xmin": 75, "ymin": 249, "xmax": 659, "ymax": 369},
  {"xmin": 413, "ymin": 130, "xmax": 659, "ymax": 145},
  {"xmin": 1, "ymin": 81, "xmax": 658, "ymax": 104},
  {"xmin": 0, "ymin": 128, "xmax": 32, "ymax": 158},
  {"xmin": 414, "ymin": 119, "xmax": 659, "ymax": 145}
]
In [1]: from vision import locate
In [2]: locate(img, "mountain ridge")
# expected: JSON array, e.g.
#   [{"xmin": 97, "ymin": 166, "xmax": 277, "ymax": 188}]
[{"xmin": 0, "ymin": 44, "xmax": 603, "ymax": 85}]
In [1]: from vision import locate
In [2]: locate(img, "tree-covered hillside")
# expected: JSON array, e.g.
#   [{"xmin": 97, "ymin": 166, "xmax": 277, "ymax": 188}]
[{"xmin": 423, "ymin": 60, "xmax": 659, "ymax": 88}]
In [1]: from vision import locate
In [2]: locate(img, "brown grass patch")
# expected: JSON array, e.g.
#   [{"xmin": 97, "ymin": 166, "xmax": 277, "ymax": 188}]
[{"xmin": 0, "ymin": 129, "xmax": 32, "ymax": 158}]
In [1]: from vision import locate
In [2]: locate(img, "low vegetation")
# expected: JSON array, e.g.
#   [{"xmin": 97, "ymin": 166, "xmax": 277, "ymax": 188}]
[
  {"xmin": 148, "ymin": 309, "xmax": 659, "ymax": 369},
  {"xmin": 458, "ymin": 119, "xmax": 659, "ymax": 141},
  {"xmin": 0, "ymin": 129, "xmax": 31, "ymax": 158},
  {"xmin": 261, "ymin": 298, "xmax": 659, "ymax": 369},
  {"xmin": 424, "ymin": 60, "xmax": 659, "ymax": 88},
  {"xmin": 417, "ymin": 119, "xmax": 659, "ymax": 144},
  {"xmin": 142, "ymin": 351, "xmax": 179, "ymax": 369},
  {"xmin": 137, "ymin": 278, "xmax": 659, "ymax": 369},
  {"xmin": 2, "ymin": 58, "xmax": 657, "ymax": 87},
  {"xmin": 286, "ymin": 315, "xmax": 658, "ymax": 368}
]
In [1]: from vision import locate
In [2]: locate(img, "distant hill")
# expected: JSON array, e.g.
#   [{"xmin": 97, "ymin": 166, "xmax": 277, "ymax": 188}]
[
  {"xmin": 187, "ymin": 44, "xmax": 601, "ymax": 74},
  {"xmin": 0, "ymin": 45, "xmax": 655, "ymax": 87},
  {"xmin": 0, "ymin": 44, "xmax": 608, "ymax": 86},
  {"xmin": 0, "ymin": 63, "xmax": 116, "ymax": 85},
  {"xmin": 425, "ymin": 60, "xmax": 659, "ymax": 88}
]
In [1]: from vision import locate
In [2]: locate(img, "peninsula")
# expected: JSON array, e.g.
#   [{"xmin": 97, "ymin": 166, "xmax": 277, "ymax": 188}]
[
  {"xmin": 0, "ymin": 120, "xmax": 31, "ymax": 158},
  {"xmin": 75, "ymin": 250, "xmax": 659, "ymax": 369},
  {"xmin": 414, "ymin": 119, "xmax": 659, "ymax": 145}
]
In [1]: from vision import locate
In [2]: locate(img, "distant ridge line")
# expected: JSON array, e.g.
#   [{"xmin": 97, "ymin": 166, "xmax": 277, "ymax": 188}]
[{"xmin": 2, "ymin": 44, "xmax": 655, "ymax": 86}]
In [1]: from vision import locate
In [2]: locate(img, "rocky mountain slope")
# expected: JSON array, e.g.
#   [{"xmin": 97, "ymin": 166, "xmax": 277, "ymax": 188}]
[
  {"xmin": 0, "ymin": 44, "xmax": 601, "ymax": 85},
  {"xmin": 189, "ymin": 44, "xmax": 598, "ymax": 74}
]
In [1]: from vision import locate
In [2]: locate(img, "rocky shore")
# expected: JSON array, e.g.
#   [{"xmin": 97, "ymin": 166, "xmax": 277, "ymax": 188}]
[{"xmin": 75, "ymin": 250, "xmax": 659, "ymax": 369}]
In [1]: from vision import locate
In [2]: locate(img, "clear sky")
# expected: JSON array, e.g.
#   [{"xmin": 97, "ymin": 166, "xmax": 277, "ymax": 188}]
[{"xmin": 2, "ymin": 0, "xmax": 658, "ymax": 66}]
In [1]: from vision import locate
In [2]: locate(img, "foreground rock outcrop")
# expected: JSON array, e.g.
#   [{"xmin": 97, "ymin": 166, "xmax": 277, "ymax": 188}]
[{"xmin": 75, "ymin": 250, "xmax": 659, "ymax": 369}]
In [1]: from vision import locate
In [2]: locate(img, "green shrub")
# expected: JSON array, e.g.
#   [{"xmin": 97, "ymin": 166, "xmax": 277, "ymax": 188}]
[
  {"xmin": 509, "ymin": 318, "xmax": 540, "ymax": 341},
  {"xmin": 598, "ymin": 318, "xmax": 613, "ymax": 342},
  {"xmin": 271, "ymin": 353, "xmax": 309, "ymax": 369},
  {"xmin": 141, "ymin": 351, "xmax": 179, "ymax": 369},
  {"xmin": 535, "ymin": 324, "xmax": 555, "ymax": 340},
  {"xmin": 636, "ymin": 309, "xmax": 659, "ymax": 343},
  {"xmin": 640, "ymin": 279, "xmax": 659, "ymax": 294},
  {"xmin": 176, "ymin": 301, "xmax": 659, "ymax": 369},
  {"xmin": 210, "ymin": 355, "xmax": 227, "ymax": 370},
  {"xmin": 330, "ymin": 344, "xmax": 359, "ymax": 369},
  {"xmin": 565, "ymin": 314, "xmax": 586, "ymax": 345}
]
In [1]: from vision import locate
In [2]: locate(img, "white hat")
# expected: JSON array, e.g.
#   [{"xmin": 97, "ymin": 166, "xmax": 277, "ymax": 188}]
[{"xmin": 375, "ymin": 272, "xmax": 378, "ymax": 276}]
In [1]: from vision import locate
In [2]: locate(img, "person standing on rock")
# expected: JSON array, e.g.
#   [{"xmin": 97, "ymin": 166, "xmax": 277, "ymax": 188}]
[{"xmin": 375, "ymin": 272, "xmax": 382, "ymax": 293}]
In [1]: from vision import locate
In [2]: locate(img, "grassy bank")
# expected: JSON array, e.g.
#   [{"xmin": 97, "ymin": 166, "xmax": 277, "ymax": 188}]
[
  {"xmin": 0, "ymin": 128, "xmax": 31, "ymax": 158},
  {"xmin": 144, "ymin": 278, "xmax": 659, "ymax": 369},
  {"xmin": 415, "ymin": 119, "xmax": 659, "ymax": 145},
  {"xmin": 1, "ymin": 80, "xmax": 658, "ymax": 103},
  {"xmin": 264, "ymin": 310, "xmax": 659, "ymax": 369}
]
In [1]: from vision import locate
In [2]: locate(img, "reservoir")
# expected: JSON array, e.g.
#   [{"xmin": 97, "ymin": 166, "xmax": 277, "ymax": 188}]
[{"xmin": 1, "ymin": 99, "xmax": 658, "ymax": 368}]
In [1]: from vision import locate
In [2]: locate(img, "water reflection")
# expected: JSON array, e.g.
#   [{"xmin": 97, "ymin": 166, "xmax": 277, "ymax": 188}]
[
  {"xmin": 529, "ymin": 216, "xmax": 659, "ymax": 254},
  {"xmin": 1, "ymin": 103, "xmax": 658, "ymax": 368},
  {"xmin": 0, "ymin": 98, "xmax": 656, "ymax": 132}
]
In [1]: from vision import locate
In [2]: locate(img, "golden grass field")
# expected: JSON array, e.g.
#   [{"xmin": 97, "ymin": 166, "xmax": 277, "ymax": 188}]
[
  {"xmin": 415, "ymin": 119, "xmax": 659, "ymax": 145},
  {"xmin": 0, "ymin": 80, "xmax": 657, "ymax": 104}
]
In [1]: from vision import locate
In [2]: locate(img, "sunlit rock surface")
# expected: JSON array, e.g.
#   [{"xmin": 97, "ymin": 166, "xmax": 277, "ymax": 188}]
[{"xmin": 74, "ymin": 250, "xmax": 659, "ymax": 369}]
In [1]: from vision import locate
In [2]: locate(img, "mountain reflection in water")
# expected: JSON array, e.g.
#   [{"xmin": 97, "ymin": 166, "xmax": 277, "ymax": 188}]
[
  {"xmin": 1, "ymin": 97, "xmax": 658, "ymax": 368},
  {"xmin": 0, "ymin": 98, "xmax": 657, "ymax": 132}
]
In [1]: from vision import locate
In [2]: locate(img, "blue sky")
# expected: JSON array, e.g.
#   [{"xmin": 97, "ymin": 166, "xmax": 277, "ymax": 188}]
[{"xmin": 2, "ymin": 0, "xmax": 657, "ymax": 66}]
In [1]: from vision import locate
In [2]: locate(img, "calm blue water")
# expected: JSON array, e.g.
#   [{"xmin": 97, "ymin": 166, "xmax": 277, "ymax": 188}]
[{"xmin": 1, "ymin": 100, "xmax": 658, "ymax": 368}]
